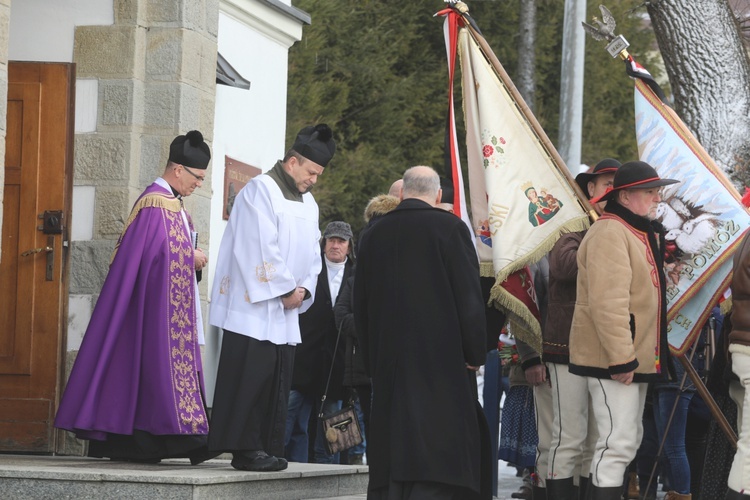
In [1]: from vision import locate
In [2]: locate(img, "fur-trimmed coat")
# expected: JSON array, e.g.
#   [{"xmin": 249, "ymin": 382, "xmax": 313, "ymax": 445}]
[{"xmin": 569, "ymin": 200, "xmax": 671, "ymax": 383}]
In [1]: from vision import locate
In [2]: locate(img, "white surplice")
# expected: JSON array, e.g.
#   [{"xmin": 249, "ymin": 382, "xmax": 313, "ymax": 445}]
[{"xmin": 209, "ymin": 174, "xmax": 322, "ymax": 345}]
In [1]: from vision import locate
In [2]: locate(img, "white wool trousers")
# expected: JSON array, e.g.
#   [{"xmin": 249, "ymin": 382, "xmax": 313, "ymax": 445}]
[
  {"xmin": 728, "ymin": 350, "xmax": 750, "ymax": 494},
  {"xmin": 587, "ymin": 377, "xmax": 647, "ymax": 488},
  {"xmin": 534, "ymin": 377, "xmax": 553, "ymax": 487},
  {"xmin": 546, "ymin": 364, "xmax": 598, "ymax": 482}
]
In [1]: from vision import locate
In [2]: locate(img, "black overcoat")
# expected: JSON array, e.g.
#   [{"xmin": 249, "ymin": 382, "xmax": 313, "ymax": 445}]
[
  {"xmin": 293, "ymin": 257, "xmax": 353, "ymax": 400},
  {"xmin": 354, "ymin": 198, "xmax": 487, "ymax": 493}
]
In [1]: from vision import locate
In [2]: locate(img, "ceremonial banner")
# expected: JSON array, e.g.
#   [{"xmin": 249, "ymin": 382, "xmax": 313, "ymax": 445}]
[
  {"xmin": 454, "ymin": 24, "xmax": 590, "ymax": 349},
  {"xmin": 629, "ymin": 56, "xmax": 750, "ymax": 354}
]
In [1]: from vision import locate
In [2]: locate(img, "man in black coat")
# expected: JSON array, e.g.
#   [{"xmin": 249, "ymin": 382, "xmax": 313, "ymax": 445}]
[
  {"xmin": 354, "ymin": 166, "xmax": 488, "ymax": 499},
  {"xmin": 284, "ymin": 221, "xmax": 354, "ymax": 463}
]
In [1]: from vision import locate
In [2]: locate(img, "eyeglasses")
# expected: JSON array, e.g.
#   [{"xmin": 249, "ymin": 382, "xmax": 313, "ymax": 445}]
[{"xmin": 181, "ymin": 164, "xmax": 205, "ymax": 182}]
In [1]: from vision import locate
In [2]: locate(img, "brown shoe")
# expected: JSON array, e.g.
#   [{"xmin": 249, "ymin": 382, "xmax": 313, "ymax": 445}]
[
  {"xmin": 664, "ymin": 492, "xmax": 691, "ymax": 500},
  {"xmin": 627, "ymin": 472, "xmax": 640, "ymax": 499}
]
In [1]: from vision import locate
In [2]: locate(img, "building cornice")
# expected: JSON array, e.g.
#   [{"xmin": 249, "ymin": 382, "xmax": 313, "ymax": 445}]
[{"xmin": 220, "ymin": 0, "xmax": 310, "ymax": 49}]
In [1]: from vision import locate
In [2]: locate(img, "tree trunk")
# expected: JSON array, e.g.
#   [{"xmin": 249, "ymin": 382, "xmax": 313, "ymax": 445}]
[
  {"xmin": 648, "ymin": 0, "xmax": 750, "ymax": 183},
  {"xmin": 517, "ymin": 0, "xmax": 537, "ymax": 112}
]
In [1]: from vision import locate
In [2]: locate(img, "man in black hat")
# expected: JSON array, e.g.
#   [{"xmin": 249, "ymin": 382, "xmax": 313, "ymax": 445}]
[
  {"xmin": 540, "ymin": 158, "xmax": 620, "ymax": 499},
  {"xmin": 55, "ymin": 131, "xmax": 213, "ymax": 463},
  {"xmin": 568, "ymin": 161, "xmax": 678, "ymax": 499},
  {"xmin": 209, "ymin": 124, "xmax": 336, "ymax": 472}
]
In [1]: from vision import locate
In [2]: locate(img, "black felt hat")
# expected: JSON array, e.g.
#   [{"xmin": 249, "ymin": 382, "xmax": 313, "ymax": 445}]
[
  {"xmin": 575, "ymin": 158, "xmax": 621, "ymax": 195},
  {"xmin": 292, "ymin": 124, "xmax": 336, "ymax": 167},
  {"xmin": 591, "ymin": 160, "xmax": 679, "ymax": 203},
  {"xmin": 169, "ymin": 130, "xmax": 211, "ymax": 169}
]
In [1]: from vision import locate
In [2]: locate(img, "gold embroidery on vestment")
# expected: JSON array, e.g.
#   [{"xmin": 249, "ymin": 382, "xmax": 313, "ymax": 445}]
[
  {"xmin": 256, "ymin": 262, "xmax": 276, "ymax": 282},
  {"xmin": 219, "ymin": 275, "xmax": 230, "ymax": 295},
  {"xmin": 163, "ymin": 208, "xmax": 206, "ymax": 433}
]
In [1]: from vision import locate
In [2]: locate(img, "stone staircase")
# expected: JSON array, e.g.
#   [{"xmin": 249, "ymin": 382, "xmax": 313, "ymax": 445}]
[{"xmin": 0, "ymin": 455, "xmax": 368, "ymax": 499}]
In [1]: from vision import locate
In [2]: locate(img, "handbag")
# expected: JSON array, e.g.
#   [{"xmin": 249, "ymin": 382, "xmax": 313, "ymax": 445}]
[
  {"xmin": 319, "ymin": 323, "xmax": 364, "ymax": 455},
  {"xmin": 320, "ymin": 403, "xmax": 363, "ymax": 455}
]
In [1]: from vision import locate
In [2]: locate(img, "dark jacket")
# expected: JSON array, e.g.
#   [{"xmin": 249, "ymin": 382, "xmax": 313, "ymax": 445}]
[
  {"xmin": 656, "ymin": 307, "xmax": 722, "ymax": 392},
  {"xmin": 292, "ymin": 257, "xmax": 353, "ymax": 400},
  {"xmin": 542, "ymin": 231, "xmax": 585, "ymax": 364},
  {"xmin": 354, "ymin": 198, "xmax": 487, "ymax": 493},
  {"xmin": 333, "ymin": 273, "xmax": 370, "ymax": 387},
  {"xmin": 730, "ymin": 230, "xmax": 750, "ymax": 348}
]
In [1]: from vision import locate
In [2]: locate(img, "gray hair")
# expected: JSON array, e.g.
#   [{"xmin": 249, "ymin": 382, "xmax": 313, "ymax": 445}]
[{"xmin": 402, "ymin": 166, "xmax": 440, "ymax": 199}]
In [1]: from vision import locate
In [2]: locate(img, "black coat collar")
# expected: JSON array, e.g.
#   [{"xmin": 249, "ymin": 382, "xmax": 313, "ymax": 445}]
[
  {"xmin": 394, "ymin": 198, "xmax": 435, "ymax": 211},
  {"xmin": 604, "ymin": 199, "xmax": 664, "ymax": 235}
]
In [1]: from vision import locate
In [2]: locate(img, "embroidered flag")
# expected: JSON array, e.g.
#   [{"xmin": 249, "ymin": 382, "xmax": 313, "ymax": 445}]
[
  {"xmin": 439, "ymin": 6, "xmax": 591, "ymax": 351},
  {"xmin": 629, "ymin": 55, "xmax": 750, "ymax": 354}
]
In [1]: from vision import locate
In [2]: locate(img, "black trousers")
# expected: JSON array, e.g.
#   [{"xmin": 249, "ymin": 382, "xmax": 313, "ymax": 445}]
[{"xmin": 208, "ymin": 330, "xmax": 294, "ymax": 457}]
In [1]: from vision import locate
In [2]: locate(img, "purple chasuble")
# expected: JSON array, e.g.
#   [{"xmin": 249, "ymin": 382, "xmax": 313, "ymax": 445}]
[{"xmin": 55, "ymin": 182, "xmax": 208, "ymax": 440}]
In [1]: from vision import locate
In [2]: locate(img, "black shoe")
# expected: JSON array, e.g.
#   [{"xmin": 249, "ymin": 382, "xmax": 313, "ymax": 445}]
[
  {"xmin": 231, "ymin": 450, "xmax": 282, "ymax": 472},
  {"xmin": 189, "ymin": 447, "xmax": 222, "ymax": 466},
  {"xmin": 276, "ymin": 457, "xmax": 288, "ymax": 471}
]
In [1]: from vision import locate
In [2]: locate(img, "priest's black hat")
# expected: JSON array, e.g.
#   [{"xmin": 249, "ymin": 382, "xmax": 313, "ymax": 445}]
[
  {"xmin": 169, "ymin": 130, "xmax": 211, "ymax": 170},
  {"xmin": 292, "ymin": 124, "xmax": 336, "ymax": 167}
]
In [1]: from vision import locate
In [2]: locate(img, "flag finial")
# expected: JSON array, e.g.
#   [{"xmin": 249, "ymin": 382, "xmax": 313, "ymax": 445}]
[{"xmin": 582, "ymin": 5, "xmax": 631, "ymax": 60}]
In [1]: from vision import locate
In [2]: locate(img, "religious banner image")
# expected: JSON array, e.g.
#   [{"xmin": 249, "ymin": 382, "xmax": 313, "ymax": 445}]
[
  {"xmin": 458, "ymin": 28, "xmax": 589, "ymax": 286},
  {"xmin": 440, "ymin": 10, "xmax": 593, "ymax": 352},
  {"xmin": 633, "ymin": 74, "xmax": 750, "ymax": 354}
]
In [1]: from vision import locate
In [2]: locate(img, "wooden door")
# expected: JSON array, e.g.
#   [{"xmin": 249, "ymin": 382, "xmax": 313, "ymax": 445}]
[{"xmin": 0, "ymin": 62, "xmax": 74, "ymax": 452}]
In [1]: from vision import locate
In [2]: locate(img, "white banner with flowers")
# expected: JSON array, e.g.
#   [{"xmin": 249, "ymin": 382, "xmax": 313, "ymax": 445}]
[{"xmin": 459, "ymin": 28, "xmax": 589, "ymax": 283}]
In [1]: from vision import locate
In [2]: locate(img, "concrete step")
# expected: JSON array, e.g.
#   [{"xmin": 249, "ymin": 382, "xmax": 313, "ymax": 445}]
[{"xmin": 0, "ymin": 455, "xmax": 368, "ymax": 499}]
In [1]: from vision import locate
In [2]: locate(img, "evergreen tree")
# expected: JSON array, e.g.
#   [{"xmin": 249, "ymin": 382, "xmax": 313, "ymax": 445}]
[{"xmin": 287, "ymin": 1, "xmax": 658, "ymax": 234}]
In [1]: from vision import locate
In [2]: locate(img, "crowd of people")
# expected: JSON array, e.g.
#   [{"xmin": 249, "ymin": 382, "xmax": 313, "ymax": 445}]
[{"xmin": 53, "ymin": 124, "xmax": 750, "ymax": 500}]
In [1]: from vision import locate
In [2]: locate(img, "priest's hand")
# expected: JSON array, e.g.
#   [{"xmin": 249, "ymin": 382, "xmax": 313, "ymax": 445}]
[
  {"xmin": 194, "ymin": 248, "xmax": 208, "ymax": 271},
  {"xmin": 281, "ymin": 287, "xmax": 306, "ymax": 309}
]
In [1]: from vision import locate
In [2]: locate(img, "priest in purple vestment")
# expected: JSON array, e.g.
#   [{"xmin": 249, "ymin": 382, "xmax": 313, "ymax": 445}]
[{"xmin": 55, "ymin": 131, "xmax": 214, "ymax": 464}]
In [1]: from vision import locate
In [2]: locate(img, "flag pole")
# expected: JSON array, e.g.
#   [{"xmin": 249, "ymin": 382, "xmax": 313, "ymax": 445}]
[
  {"xmin": 456, "ymin": 10, "xmax": 598, "ymax": 223},
  {"xmin": 677, "ymin": 352, "xmax": 737, "ymax": 448}
]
